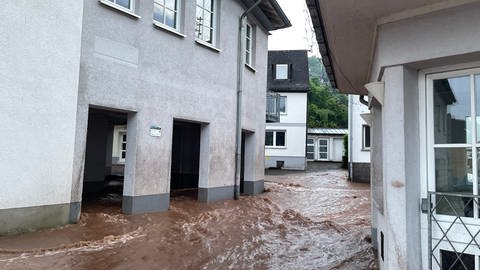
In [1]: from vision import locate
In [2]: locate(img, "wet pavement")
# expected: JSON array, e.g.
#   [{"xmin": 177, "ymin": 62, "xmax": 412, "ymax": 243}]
[{"xmin": 0, "ymin": 164, "xmax": 377, "ymax": 269}]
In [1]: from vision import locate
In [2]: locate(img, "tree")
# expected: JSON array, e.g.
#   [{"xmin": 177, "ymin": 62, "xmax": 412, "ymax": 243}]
[{"xmin": 307, "ymin": 57, "xmax": 348, "ymax": 128}]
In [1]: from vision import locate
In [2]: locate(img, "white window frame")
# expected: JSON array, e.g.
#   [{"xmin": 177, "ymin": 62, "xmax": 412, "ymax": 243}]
[
  {"xmin": 153, "ymin": 0, "xmax": 183, "ymax": 33},
  {"xmin": 245, "ymin": 23, "xmax": 255, "ymax": 67},
  {"xmin": 419, "ymin": 64, "xmax": 480, "ymax": 269},
  {"xmin": 362, "ymin": 124, "xmax": 371, "ymax": 150},
  {"xmin": 113, "ymin": 125, "xmax": 127, "ymax": 164},
  {"xmin": 317, "ymin": 138, "xmax": 329, "ymax": 161},
  {"xmin": 275, "ymin": 64, "xmax": 289, "ymax": 80},
  {"xmin": 195, "ymin": 0, "xmax": 217, "ymax": 46},
  {"xmin": 100, "ymin": 0, "xmax": 140, "ymax": 18},
  {"xmin": 306, "ymin": 138, "xmax": 315, "ymax": 160},
  {"xmin": 265, "ymin": 130, "xmax": 287, "ymax": 148}
]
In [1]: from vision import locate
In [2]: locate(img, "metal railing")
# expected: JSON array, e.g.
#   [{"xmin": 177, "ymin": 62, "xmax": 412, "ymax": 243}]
[
  {"xmin": 266, "ymin": 91, "xmax": 280, "ymax": 123},
  {"xmin": 428, "ymin": 191, "xmax": 480, "ymax": 270}
]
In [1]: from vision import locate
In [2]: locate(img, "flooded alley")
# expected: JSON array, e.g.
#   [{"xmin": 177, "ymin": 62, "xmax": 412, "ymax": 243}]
[{"xmin": 0, "ymin": 164, "xmax": 376, "ymax": 270}]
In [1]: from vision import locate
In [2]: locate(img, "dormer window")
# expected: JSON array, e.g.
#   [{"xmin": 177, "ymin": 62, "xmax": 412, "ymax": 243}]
[{"xmin": 275, "ymin": 64, "xmax": 289, "ymax": 80}]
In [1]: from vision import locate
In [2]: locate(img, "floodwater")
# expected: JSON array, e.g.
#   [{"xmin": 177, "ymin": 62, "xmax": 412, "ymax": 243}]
[{"xmin": 0, "ymin": 165, "xmax": 377, "ymax": 270}]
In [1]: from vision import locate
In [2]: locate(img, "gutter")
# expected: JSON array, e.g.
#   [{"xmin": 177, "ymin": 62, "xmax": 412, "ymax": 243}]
[{"xmin": 234, "ymin": 0, "xmax": 264, "ymax": 200}]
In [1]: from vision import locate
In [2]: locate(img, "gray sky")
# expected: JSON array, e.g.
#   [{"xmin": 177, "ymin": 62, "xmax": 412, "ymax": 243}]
[{"xmin": 268, "ymin": 0, "xmax": 320, "ymax": 57}]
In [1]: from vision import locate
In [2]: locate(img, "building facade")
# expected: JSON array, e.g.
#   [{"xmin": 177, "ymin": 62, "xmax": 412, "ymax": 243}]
[
  {"xmin": 307, "ymin": 128, "xmax": 347, "ymax": 162},
  {"xmin": 0, "ymin": 0, "xmax": 289, "ymax": 235},
  {"xmin": 265, "ymin": 50, "xmax": 309, "ymax": 170},
  {"xmin": 309, "ymin": 0, "xmax": 480, "ymax": 269},
  {"xmin": 348, "ymin": 95, "xmax": 371, "ymax": 183}
]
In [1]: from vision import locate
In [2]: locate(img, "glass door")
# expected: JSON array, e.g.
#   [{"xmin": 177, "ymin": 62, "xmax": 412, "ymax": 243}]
[
  {"xmin": 318, "ymin": 139, "xmax": 328, "ymax": 161},
  {"xmin": 426, "ymin": 70, "xmax": 480, "ymax": 270}
]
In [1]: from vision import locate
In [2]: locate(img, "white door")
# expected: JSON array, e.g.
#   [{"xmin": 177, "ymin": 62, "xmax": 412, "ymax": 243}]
[
  {"xmin": 423, "ymin": 68, "xmax": 480, "ymax": 270},
  {"xmin": 318, "ymin": 139, "xmax": 329, "ymax": 161}
]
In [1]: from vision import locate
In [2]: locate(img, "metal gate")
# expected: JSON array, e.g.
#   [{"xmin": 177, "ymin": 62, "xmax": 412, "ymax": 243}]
[{"xmin": 428, "ymin": 192, "xmax": 480, "ymax": 270}]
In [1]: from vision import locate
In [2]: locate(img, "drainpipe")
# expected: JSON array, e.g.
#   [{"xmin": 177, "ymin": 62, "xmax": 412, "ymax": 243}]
[{"xmin": 235, "ymin": 0, "xmax": 263, "ymax": 200}]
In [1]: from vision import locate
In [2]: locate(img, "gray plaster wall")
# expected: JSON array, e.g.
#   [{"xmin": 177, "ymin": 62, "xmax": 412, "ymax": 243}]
[
  {"xmin": 71, "ymin": 0, "xmax": 268, "ymax": 213},
  {"xmin": 0, "ymin": 1, "xmax": 84, "ymax": 232}
]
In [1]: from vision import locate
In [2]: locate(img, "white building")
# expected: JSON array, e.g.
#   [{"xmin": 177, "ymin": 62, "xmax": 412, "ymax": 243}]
[
  {"xmin": 0, "ymin": 0, "xmax": 290, "ymax": 235},
  {"xmin": 265, "ymin": 50, "xmax": 309, "ymax": 170},
  {"xmin": 348, "ymin": 95, "xmax": 371, "ymax": 183},
  {"xmin": 308, "ymin": 1, "xmax": 480, "ymax": 269},
  {"xmin": 307, "ymin": 128, "xmax": 347, "ymax": 162}
]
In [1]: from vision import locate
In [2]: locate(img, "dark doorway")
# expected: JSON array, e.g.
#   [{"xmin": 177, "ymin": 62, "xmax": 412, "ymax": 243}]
[
  {"xmin": 82, "ymin": 108, "xmax": 128, "ymax": 208},
  {"xmin": 170, "ymin": 120, "xmax": 201, "ymax": 199}
]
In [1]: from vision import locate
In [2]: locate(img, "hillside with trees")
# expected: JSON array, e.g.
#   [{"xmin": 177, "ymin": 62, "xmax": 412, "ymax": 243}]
[{"xmin": 307, "ymin": 57, "xmax": 348, "ymax": 128}]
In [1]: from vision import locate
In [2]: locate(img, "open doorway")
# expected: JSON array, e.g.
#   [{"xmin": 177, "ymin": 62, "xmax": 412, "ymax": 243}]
[
  {"xmin": 82, "ymin": 108, "xmax": 128, "ymax": 209},
  {"xmin": 170, "ymin": 120, "xmax": 201, "ymax": 200}
]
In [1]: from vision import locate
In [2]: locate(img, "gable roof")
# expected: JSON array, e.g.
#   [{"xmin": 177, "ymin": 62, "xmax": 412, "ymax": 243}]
[{"xmin": 241, "ymin": 0, "xmax": 291, "ymax": 31}]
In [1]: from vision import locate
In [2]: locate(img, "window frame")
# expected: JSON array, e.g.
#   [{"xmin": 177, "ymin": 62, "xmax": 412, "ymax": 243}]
[
  {"xmin": 100, "ymin": 0, "xmax": 140, "ymax": 18},
  {"xmin": 275, "ymin": 64, "xmax": 289, "ymax": 80},
  {"xmin": 153, "ymin": 0, "xmax": 182, "ymax": 33},
  {"xmin": 362, "ymin": 124, "xmax": 371, "ymax": 150},
  {"xmin": 318, "ymin": 138, "xmax": 329, "ymax": 161},
  {"xmin": 306, "ymin": 138, "xmax": 315, "ymax": 160},
  {"xmin": 265, "ymin": 130, "xmax": 287, "ymax": 148},
  {"xmin": 113, "ymin": 125, "xmax": 128, "ymax": 164},
  {"xmin": 245, "ymin": 23, "xmax": 255, "ymax": 67},
  {"xmin": 195, "ymin": 0, "xmax": 217, "ymax": 46}
]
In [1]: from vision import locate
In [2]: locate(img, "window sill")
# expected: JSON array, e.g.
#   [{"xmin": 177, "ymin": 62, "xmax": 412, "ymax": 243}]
[
  {"xmin": 265, "ymin": 146, "xmax": 287, "ymax": 149},
  {"xmin": 153, "ymin": 21, "xmax": 186, "ymax": 38},
  {"xmin": 245, "ymin": 63, "xmax": 256, "ymax": 72},
  {"xmin": 195, "ymin": 39, "xmax": 221, "ymax": 53},
  {"xmin": 361, "ymin": 148, "xmax": 371, "ymax": 152},
  {"xmin": 99, "ymin": 0, "xmax": 141, "ymax": 18}
]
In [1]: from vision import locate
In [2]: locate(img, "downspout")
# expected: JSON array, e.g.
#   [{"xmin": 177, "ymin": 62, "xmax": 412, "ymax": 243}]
[{"xmin": 235, "ymin": 0, "xmax": 263, "ymax": 200}]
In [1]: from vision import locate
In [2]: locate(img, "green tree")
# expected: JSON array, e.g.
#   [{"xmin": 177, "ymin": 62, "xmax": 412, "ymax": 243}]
[{"xmin": 307, "ymin": 57, "xmax": 348, "ymax": 128}]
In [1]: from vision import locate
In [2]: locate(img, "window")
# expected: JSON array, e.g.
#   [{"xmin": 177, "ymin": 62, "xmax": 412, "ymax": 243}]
[
  {"xmin": 245, "ymin": 23, "xmax": 254, "ymax": 66},
  {"xmin": 279, "ymin": 96, "xmax": 287, "ymax": 114},
  {"xmin": 154, "ymin": 0, "xmax": 180, "ymax": 30},
  {"xmin": 362, "ymin": 125, "xmax": 371, "ymax": 150},
  {"xmin": 108, "ymin": 0, "xmax": 134, "ymax": 11},
  {"xmin": 195, "ymin": 0, "xmax": 216, "ymax": 45},
  {"xmin": 306, "ymin": 138, "xmax": 315, "ymax": 160},
  {"xmin": 318, "ymin": 139, "xmax": 328, "ymax": 160},
  {"xmin": 265, "ymin": 130, "xmax": 286, "ymax": 147},
  {"xmin": 275, "ymin": 64, "xmax": 289, "ymax": 80},
  {"xmin": 113, "ymin": 126, "xmax": 127, "ymax": 163}
]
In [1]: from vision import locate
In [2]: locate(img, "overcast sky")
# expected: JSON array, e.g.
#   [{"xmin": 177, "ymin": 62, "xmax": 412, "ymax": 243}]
[{"xmin": 268, "ymin": 0, "xmax": 320, "ymax": 57}]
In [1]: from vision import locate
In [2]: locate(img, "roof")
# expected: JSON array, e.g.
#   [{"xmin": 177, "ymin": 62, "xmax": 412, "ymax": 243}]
[
  {"xmin": 308, "ymin": 128, "xmax": 348, "ymax": 135},
  {"xmin": 267, "ymin": 50, "xmax": 310, "ymax": 93},
  {"xmin": 305, "ymin": 0, "xmax": 475, "ymax": 95},
  {"xmin": 241, "ymin": 0, "xmax": 291, "ymax": 31}
]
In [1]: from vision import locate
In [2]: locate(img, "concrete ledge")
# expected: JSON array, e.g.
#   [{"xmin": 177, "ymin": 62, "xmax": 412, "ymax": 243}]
[
  {"xmin": 243, "ymin": 180, "xmax": 264, "ymax": 195},
  {"xmin": 0, "ymin": 203, "xmax": 71, "ymax": 235},
  {"xmin": 198, "ymin": 186, "xmax": 234, "ymax": 202},
  {"xmin": 122, "ymin": 193, "xmax": 169, "ymax": 214}
]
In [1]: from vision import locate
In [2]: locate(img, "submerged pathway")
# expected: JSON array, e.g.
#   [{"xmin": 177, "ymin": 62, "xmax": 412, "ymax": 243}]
[{"xmin": 0, "ymin": 165, "xmax": 376, "ymax": 269}]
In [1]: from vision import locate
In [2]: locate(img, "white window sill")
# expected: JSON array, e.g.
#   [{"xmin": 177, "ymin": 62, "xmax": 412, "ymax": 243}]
[
  {"xmin": 195, "ymin": 39, "xmax": 221, "ymax": 53},
  {"xmin": 153, "ymin": 21, "xmax": 186, "ymax": 38},
  {"xmin": 361, "ymin": 148, "xmax": 371, "ymax": 152},
  {"xmin": 279, "ymin": 112, "xmax": 287, "ymax": 115},
  {"xmin": 99, "ymin": 0, "xmax": 141, "ymax": 18},
  {"xmin": 245, "ymin": 63, "xmax": 256, "ymax": 72},
  {"xmin": 265, "ymin": 146, "xmax": 287, "ymax": 149}
]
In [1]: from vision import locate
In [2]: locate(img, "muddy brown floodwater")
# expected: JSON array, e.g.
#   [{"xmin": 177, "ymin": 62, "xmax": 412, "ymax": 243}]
[{"xmin": 0, "ymin": 165, "xmax": 377, "ymax": 270}]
